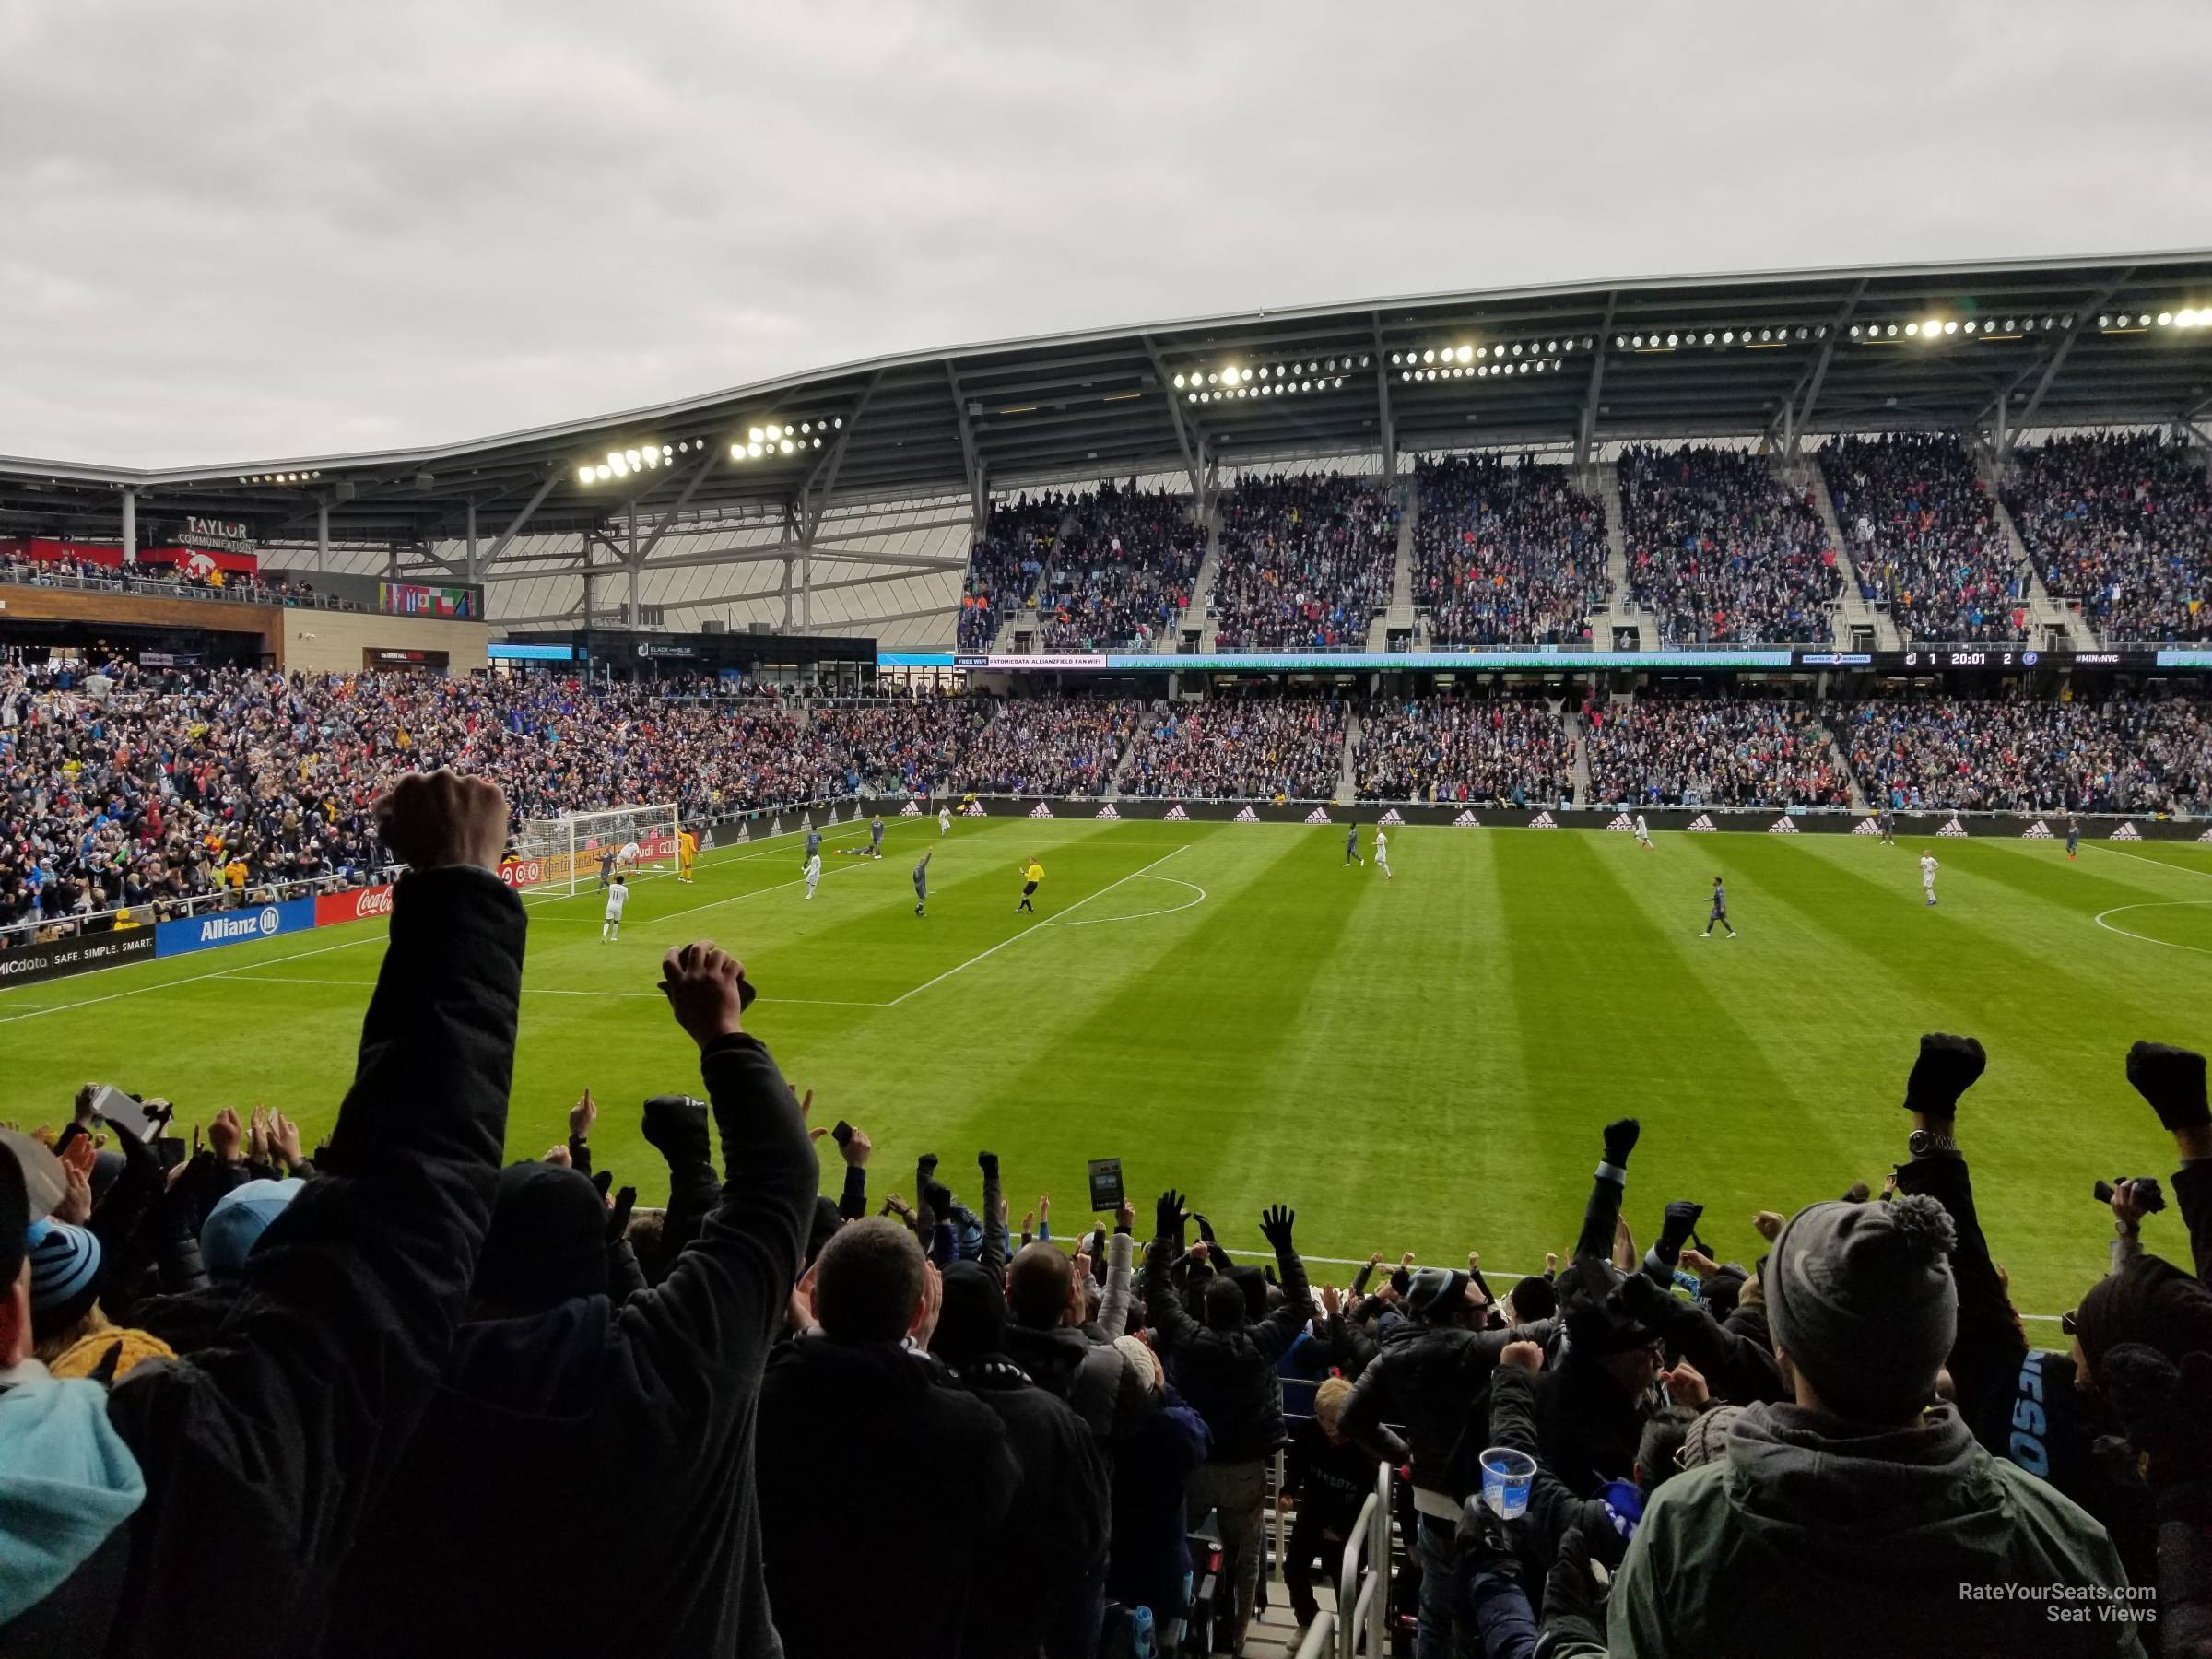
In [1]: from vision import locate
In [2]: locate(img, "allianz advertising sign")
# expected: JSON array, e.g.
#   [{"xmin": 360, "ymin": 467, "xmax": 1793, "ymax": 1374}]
[{"xmin": 155, "ymin": 898, "xmax": 318, "ymax": 959}]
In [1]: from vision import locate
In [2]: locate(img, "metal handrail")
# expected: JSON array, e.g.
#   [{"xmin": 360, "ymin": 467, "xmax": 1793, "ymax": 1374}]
[
  {"xmin": 0, "ymin": 866, "xmax": 397, "ymax": 947},
  {"xmin": 0, "ymin": 562, "xmax": 370, "ymax": 614},
  {"xmin": 1294, "ymin": 1611, "xmax": 1336, "ymax": 1659},
  {"xmin": 1333, "ymin": 1492, "xmax": 1377, "ymax": 1659},
  {"xmin": 1331, "ymin": 1461, "xmax": 1395, "ymax": 1659}
]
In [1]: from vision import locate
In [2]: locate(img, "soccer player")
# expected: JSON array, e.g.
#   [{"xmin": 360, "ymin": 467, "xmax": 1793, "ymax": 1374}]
[
  {"xmin": 601, "ymin": 873, "xmax": 629, "ymax": 941},
  {"xmin": 1018, "ymin": 855, "xmax": 1042, "ymax": 913},
  {"xmin": 1635, "ymin": 812, "xmax": 1653, "ymax": 849},
  {"xmin": 1373, "ymin": 827, "xmax": 1394, "ymax": 880},
  {"xmin": 938, "ymin": 804, "xmax": 951, "ymax": 838},
  {"xmin": 596, "ymin": 844, "xmax": 618, "ymax": 891},
  {"xmin": 677, "ymin": 826, "xmax": 697, "ymax": 884},
  {"xmin": 1920, "ymin": 851, "xmax": 1939, "ymax": 907},
  {"xmin": 1879, "ymin": 806, "xmax": 1897, "ymax": 846},
  {"xmin": 803, "ymin": 827, "xmax": 821, "ymax": 873},
  {"xmin": 618, "ymin": 839, "xmax": 642, "ymax": 876},
  {"xmin": 913, "ymin": 849, "xmax": 931, "ymax": 916},
  {"xmin": 870, "ymin": 814, "xmax": 886, "ymax": 859},
  {"xmin": 1344, "ymin": 823, "xmax": 1361, "ymax": 866},
  {"xmin": 2066, "ymin": 814, "xmax": 2080, "ymax": 860},
  {"xmin": 804, "ymin": 852, "xmax": 823, "ymax": 900},
  {"xmin": 1700, "ymin": 876, "xmax": 1735, "ymax": 938}
]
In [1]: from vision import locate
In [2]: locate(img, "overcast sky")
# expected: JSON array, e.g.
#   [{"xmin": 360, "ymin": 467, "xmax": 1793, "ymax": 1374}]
[{"xmin": 3, "ymin": 0, "xmax": 2206, "ymax": 467}]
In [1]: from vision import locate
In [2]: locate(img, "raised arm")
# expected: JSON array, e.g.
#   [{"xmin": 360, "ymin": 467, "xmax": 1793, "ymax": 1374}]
[
  {"xmin": 2128, "ymin": 1043, "xmax": 2212, "ymax": 1284},
  {"xmin": 1251, "ymin": 1204, "xmax": 1314, "ymax": 1361},
  {"xmin": 621, "ymin": 943, "xmax": 818, "ymax": 1372},
  {"xmin": 1143, "ymin": 1188, "xmax": 1202, "ymax": 1355},
  {"xmin": 106, "ymin": 771, "xmax": 523, "ymax": 1655},
  {"xmin": 1574, "ymin": 1119, "xmax": 1640, "ymax": 1263},
  {"xmin": 1098, "ymin": 1201, "xmax": 1135, "ymax": 1339},
  {"xmin": 978, "ymin": 1149, "xmax": 1006, "ymax": 1287}
]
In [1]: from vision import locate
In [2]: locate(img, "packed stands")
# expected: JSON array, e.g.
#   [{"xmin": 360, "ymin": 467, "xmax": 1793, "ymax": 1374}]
[
  {"xmin": 1121, "ymin": 692, "xmax": 1349, "ymax": 800},
  {"xmin": 955, "ymin": 496, "xmax": 1062, "ymax": 652},
  {"xmin": 1618, "ymin": 444, "xmax": 1841, "ymax": 643},
  {"xmin": 1830, "ymin": 695, "xmax": 2212, "ymax": 814},
  {"xmin": 2, "ymin": 541, "xmax": 355, "ymax": 610},
  {"xmin": 947, "ymin": 694, "xmax": 1140, "ymax": 797},
  {"xmin": 1210, "ymin": 473, "xmax": 1397, "ymax": 650},
  {"xmin": 2003, "ymin": 431, "xmax": 2212, "ymax": 643},
  {"xmin": 1035, "ymin": 485, "xmax": 1206, "ymax": 652},
  {"xmin": 1410, "ymin": 454, "xmax": 1607, "ymax": 647},
  {"xmin": 1820, "ymin": 433, "xmax": 2026, "ymax": 643},
  {"xmin": 1583, "ymin": 696, "xmax": 1849, "ymax": 808},
  {"xmin": 1354, "ymin": 695, "xmax": 1573, "ymax": 806}
]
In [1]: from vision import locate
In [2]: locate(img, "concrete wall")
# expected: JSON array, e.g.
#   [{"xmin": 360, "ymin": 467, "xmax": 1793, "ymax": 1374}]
[{"xmin": 278, "ymin": 609, "xmax": 488, "ymax": 674}]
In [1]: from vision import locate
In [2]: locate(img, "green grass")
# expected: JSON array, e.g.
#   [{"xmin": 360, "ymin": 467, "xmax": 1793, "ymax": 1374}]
[{"xmin": 7, "ymin": 813, "xmax": 2212, "ymax": 1326}]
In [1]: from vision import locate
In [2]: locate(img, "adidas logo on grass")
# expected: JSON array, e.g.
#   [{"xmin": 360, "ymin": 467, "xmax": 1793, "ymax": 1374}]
[
  {"xmin": 1528, "ymin": 810, "xmax": 1558, "ymax": 830},
  {"xmin": 1377, "ymin": 808, "xmax": 1405, "ymax": 826},
  {"xmin": 1029, "ymin": 802, "xmax": 1054, "ymax": 818},
  {"xmin": 2022, "ymin": 820, "xmax": 2053, "ymax": 839},
  {"xmin": 1163, "ymin": 804, "xmax": 1190, "ymax": 821},
  {"xmin": 2111, "ymin": 822, "xmax": 2142, "ymax": 841},
  {"xmin": 1937, "ymin": 818, "xmax": 1969, "ymax": 838},
  {"xmin": 1451, "ymin": 810, "xmax": 1481, "ymax": 828},
  {"xmin": 1686, "ymin": 814, "xmax": 1717, "ymax": 833},
  {"xmin": 899, "ymin": 801, "xmax": 921, "ymax": 816},
  {"xmin": 2198, "ymin": 826, "xmax": 2212, "ymax": 843},
  {"xmin": 1095, "ymin": 804, "xmax": 1121, "ymax": 820},
  {"xmin": 1606, "ymin": 813, "xmax": 1634, "ymax": 831},
  {"xmin": 1232, "ymin": 806, "xmax": 1260, "ymax": 823},
  {"xmin": 1769, "ymin": 817, "xmax": 1799, "ymax": 834},
  {"xmin": 1305, "ymin": 806, "xmax": 1332, "ymax": 825}
]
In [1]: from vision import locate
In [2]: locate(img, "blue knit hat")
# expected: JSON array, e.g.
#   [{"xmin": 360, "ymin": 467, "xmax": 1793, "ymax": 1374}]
[
  {"xmin": 26, "ymin": 1218, "xmax": 102, "ymax": 1313},
  {"xmin": 200, "ymin": 1178, "xmax": 303, "ymax": 1277}
]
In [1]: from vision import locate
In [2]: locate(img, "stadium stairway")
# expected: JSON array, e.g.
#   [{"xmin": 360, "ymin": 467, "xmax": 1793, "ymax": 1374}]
[
  {"xmin": 1798, "ymin": 460, "xmax": 1900, "ymax": 651},
  {"xmin": 1564, "ymin": 703, "xmax": 1590, "ymax": 808},
  {"xmin": 990, "ymin": 505, "xmax": 1080, "ymax": 654},
  {"xmin": 1181, "ymin": 505, "xmax": 1225, "ymax": 652},
  {"xmin": 1990, "ymin": 495, "xmax": 2100, "ymax": 651},
  {"xmin": 1368, "ymin": 477, "xmax": 1418, "ymax": 651},
  {"xmin": 1587, "ymin": 459, "xmax": 1659, "ymax": 647},
  {"xmin": 1821, "ymin": 718, "xmax": 1869, "ymax": 812},
  {"xmin": 1335, "ymin": 710, "xmax": 1361, "ymax": 805}
]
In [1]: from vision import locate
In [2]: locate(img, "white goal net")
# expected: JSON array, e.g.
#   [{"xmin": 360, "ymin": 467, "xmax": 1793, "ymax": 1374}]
[{"xmin": 509, "ymin": 803, "xmax": 681, "ymax": 896}]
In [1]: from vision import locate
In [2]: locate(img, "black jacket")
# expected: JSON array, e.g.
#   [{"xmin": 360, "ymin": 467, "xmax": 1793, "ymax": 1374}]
[
  {"xmin": 322, "ymin": 1030, "xmax": 817, "ymax": 1659},
  {"xmin": 29, "ymin": 866, "xmax": 524, "ymax": 1659},
  {"xmin": 1143, "ymin": 1232, "xmax": 1311, "ymax": 1463},
  {"xmin": 1338, "ymin": 1313, "xmax": 1556, "ymax": 1499},
  {"xmin": 1533, "ymin": 1346, "xmax": 1650, "ymax": 1500},
  {"xmin": 951, "ymin": 1356, "xmax": 1112, "ymax": 1659},
  {"xmin": 1001, "ymin": 1321, "xmax": 1151, "ymax": 1447},
  {"xmin": 758, "ymin": 1335, "xmax": 1020, "ymax": 1659}
]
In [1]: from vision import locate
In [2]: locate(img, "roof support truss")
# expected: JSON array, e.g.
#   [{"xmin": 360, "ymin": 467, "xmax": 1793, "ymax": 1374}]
[
  {"xmin": 1575, "ymin": 293, "xmax": 1618, "ymax": 468},
  {"xmin": 946, "ymin": 363, "xmax": 989, "ymax": 533}
]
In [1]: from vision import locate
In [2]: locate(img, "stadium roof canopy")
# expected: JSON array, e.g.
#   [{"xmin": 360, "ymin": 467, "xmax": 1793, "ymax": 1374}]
[{"xmin": 5, "ymin": 249, "xmax": 2210, "ymax": 561}]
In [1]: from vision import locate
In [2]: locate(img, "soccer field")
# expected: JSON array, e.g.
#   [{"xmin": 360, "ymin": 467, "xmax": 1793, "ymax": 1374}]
[{"xmin": 7, "ymin": 814, "xmax": 2211, "ymax": 1324}]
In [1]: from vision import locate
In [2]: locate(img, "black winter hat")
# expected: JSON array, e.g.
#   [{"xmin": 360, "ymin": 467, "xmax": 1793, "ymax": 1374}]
[
  {"xmin": 0, "ymin": 1142, "xmax": 27, "ymax": 1289},
  {"xmin": 1558, "ymin": 1260, "xmax": 1659, "ymax": 1356},
  {"xmin": 475, "ymin": 1162, "xmax": 610, "ymax": 1314},
  {"xmin": 933, "ymin": 1261, "xmax": 1008, "ymax": 1365}
]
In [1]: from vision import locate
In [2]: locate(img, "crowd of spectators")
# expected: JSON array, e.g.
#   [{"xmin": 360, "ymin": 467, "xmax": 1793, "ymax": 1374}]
[
  {"xmin": 2004, "ymin": 432, "xmax": 2212, "ymax": 644},
  {"xmin": 7, "ymin": 804, "xmax": 2205, "ymax": 1656},
  {"xmin": 1583, "ymin": 697, "xmax": 1850, "ymax": 808},
  {"xmin": 1820, "ymin": 434, "xmax": 2027, "ymax": 643},
  {"xmin": 1830, "ymin": 696, "xmax": 2212, "ymax": 814},
  {"xmin": 1211, "ymin": 474, "xmax": 1398, "ymax": 651},
  {"xmin": 1618, "ymin": 445, "xmax": 1842, "ymax": 644},
  {"xmin": 1412, "ymin": 455, "xmax": 1607, "ymax": 648},
  {"xmin": 947, "ymin": 695, "xmax": 1141, "ymax": 798},
  {"xmin": 0, "ymin": 543, "xmax": 347, "ymax": 610},
  {"xmin": 957, "ymin": 498, "xmax": 1064, "ymax": 653},
  {"xmin": 1122, "ymin": 693, "xmax": 1351, "ymax": 801},
  {"xmin": 1354, "ymin": 696, "xmax": 1574, "ymax": 807},
  {"xmin": 1036, "ymin": 486, "xmax": 1206, "ymax": 653}
]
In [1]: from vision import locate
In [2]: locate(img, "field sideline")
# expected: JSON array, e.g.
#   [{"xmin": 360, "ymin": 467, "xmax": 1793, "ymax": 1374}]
[{"xmin": 7, "ymin": 815, "xmax": 2211, "ymax": 1324}]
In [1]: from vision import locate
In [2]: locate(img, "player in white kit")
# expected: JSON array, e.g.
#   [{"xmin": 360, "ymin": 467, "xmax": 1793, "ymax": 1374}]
[
  {"xmin": 1920, "ymin": 852, "xmax": 1939, "ymax": 907},
  {"xmin": 601, "ymin": 874, "xmax": 629, "ymax": 941},
  {"xmin": 1373, "ymin": 828, "xmax": 1394, "ymax": 880},
  {"xmin": 1635, "ymin": 813, "xmax": 1653, "ymax": 848},
  {"xmin": 804, "ymin": 852, "xmax": 823, "ymax": 899},
  {"xmin": 618, "ymin": 839, "xmax": 642, "ymax": 875},
  {"xmin": 939, "ymin": 805, "xmax": 951, "ymax": 837}
]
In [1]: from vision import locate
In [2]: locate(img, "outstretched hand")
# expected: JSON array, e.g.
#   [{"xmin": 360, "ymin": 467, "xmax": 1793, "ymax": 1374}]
[
  {"xmin": 1259, "ymin": 1204, "xmax": 1296, "ymax": 1253},
  {"xmin": 1154, "ymin": 1188, "xmax": 1186, "ymax": 1239},
  {"xmin": 1904, "ymin": 1033, "xmax": 1986, "ymax": 1119}
]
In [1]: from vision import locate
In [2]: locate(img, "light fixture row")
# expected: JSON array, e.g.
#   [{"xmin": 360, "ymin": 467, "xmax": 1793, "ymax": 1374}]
[
  {"xmin": 2099, "ymin": 309, "xmax": 2212, "ymax": 330},
  {"xmin": 574, "ymin": 425, "xmax": 841, "ymax": 485},
  {"xmin": 1618, "ymin": 325, "xmax": 1827, "ymax": 351},
  {"xmin": 729, "ymin": 418, "xmax": 841, "ymax": 464},
  {"xmin": 1399, "ymin": 359, "xmax": 1566, "ymax": 383},
  {"xmin": 1186, "ymin": 376, "xmax": 1349, "ymax": 404},
  {"xmin": 1391, "ymin": 337, "xmax": 1591, "ymax": 368},
  {"xmin": 1171, "ymin": 355, "xmax": 1371, "ymax": 394},
  {"xmin": 239, "ymin": 470, "xmax": 324, "ymax": 484}
]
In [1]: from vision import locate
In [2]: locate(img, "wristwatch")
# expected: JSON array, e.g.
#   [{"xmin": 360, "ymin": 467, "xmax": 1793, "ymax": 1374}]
[{"xmin": 1907, "ymin": 1128, "xmax": 1959, "ymax": 1157}]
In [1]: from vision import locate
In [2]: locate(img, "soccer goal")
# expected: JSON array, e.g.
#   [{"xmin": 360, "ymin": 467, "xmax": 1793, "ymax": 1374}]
[{"xmin": 509, "ymin": 803, "xmax": 681, "ymax": 896}]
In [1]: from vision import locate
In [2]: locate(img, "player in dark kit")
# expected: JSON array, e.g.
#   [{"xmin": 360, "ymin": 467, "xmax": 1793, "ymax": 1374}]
[
  {"xmin": 1879, "ymin": 806, "xmax": 1896, "ymax": 845},
  {"xmin": 870, "ymin": 814, "xmax": 886, "ymax": 859},
  {"xmin": 2066, "ymin": 814, "xmax": 2080, "ymax": 860},
  {"xmin": 1700, "ymin": 876, "xmax": 1736, "ymax": 938},
  {"xmin": 1343, "ymin": 824, "xmax": 1361, "ymax": 866},
  {"xmin": 596, "ymin": 844, "xmax": 618, "ymax": 890},
  {"xmin": 803, "ymin": 827, "xmax": 821, "ymax": 873},
  {"xmin": 912, "ymin": 850, "xmax": 931, "ymax": 917}
]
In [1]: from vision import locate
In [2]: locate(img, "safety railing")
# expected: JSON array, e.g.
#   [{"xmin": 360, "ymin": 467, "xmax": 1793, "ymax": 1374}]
[
  {"xmin": 1333, "ymin": 1461, "xmax": 1394, "ymax": 1659},
  {"xmin": 0, "ymin": 563, "xmax": 367, "ymax": 613},
  {"xmin": 0, "ymin": 867, "xmax": 396, "ymax": 949}
]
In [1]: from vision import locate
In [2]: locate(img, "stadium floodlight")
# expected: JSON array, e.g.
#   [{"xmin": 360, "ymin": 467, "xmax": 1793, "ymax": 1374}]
[
  {"xmin": 1456, "ymin": 345, "xmax": 1473, "ymax": 363},
  {"xmin": 1944, "ymin": 320, "xmax": 1958, "ymax": 334},
  {"xmin": 577, "ymin": 465, "xmax": 594, "ymax": 485},
  {"xmin": 2181, "ymin": 309, "xmax": 2201, "ymax": 327},
  {"xmin": 594, "ymin": 465, "xmax": 611, "ymax": 481},
  {"xmin": 1665, "ymin": 334, "xmax": 1677, "ymax": 347},
  {"xmin": 2159, "ymin": 312, "xmax": 2174, "ymax": 326},
  {"xmin": 748, "ymin": 427, "xmax": 764, "ymax": 442}
]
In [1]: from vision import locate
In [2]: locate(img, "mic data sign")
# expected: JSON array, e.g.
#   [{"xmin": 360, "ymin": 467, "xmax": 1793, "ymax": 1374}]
[
  {"xmin": 0, "ymin": 930, "xmax": 157, "ymax": 987},
  {"xmin": 155, "ymin": 898, "xmax": 317, "ymax": 959}
]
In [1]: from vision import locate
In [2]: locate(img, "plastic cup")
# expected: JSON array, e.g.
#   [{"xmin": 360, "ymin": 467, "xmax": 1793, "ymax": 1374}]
[{"xmin": 1479, "ymin": 1446, "xmax": 1536, "ymax": 1520}]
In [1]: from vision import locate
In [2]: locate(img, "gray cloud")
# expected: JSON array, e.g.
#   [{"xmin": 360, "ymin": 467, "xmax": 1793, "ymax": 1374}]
[{"xmin": 3, "ymin": 0, "xmax": 2206, "ymax": 465}]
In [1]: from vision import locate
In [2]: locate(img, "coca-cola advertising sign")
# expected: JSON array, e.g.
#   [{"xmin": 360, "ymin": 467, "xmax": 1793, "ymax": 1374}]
[{"xmin": 314, "ymin": 884, "xmax": 394, "ymax": 926}]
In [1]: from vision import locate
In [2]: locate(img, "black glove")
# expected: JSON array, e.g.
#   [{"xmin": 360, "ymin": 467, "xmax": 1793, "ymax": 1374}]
[
  {"xmin": 590, "ymin": 1169, "xmax": 613, "ymax": 1202},
  {"xmin": 1602, "ymin": 1118, "xmax": 1641, "ymax": 1167},
  {"xmin": 1903, "ymin": 1033, "xmax": 1985, "ymax": 1119},
  {"xmin": 1193, "ymin": 1211, "xmax": 1218, "ymax": 1245},
  {"xmin": 1656, "ymin": 1200, "xmax": 1705, "ymax": 1261},
  {"xmin": 1539, "ymin": 1524, "xmax": 1607, "ymax": 1653},
  {"xmin": 641, "ymin": 1094, "xmax": 711, "ymax": 1167},
  {"xmin": 2102, "ymin": 1344, "xmax": 2212, "ymax": 1516},
  {"xmin": 606, "ymin": 1184, "xmax": 637, "ymax": 1243},
  {"xmin": 2127, "ymin": 1042, "xmax": 2210, "ymax": 1133},
  {"xmin": 917, "ymin": 1152, "xmax": 940, "ymax": 1185},
  {"xmin": 1155, "ymin": 1187, "xmax": 1185, "ymax": 1241},
  {"xmin": 977, "ymin": 1149, "xmax": 999, "ymax": 1176},
  {"xmin": 1259, "ymin": 1204, "xmax": 1296, "ymax": 1253},
  {"xmin": 1617, "ymin": 1266, "xmax": 1678, "ymax": 1328}
]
